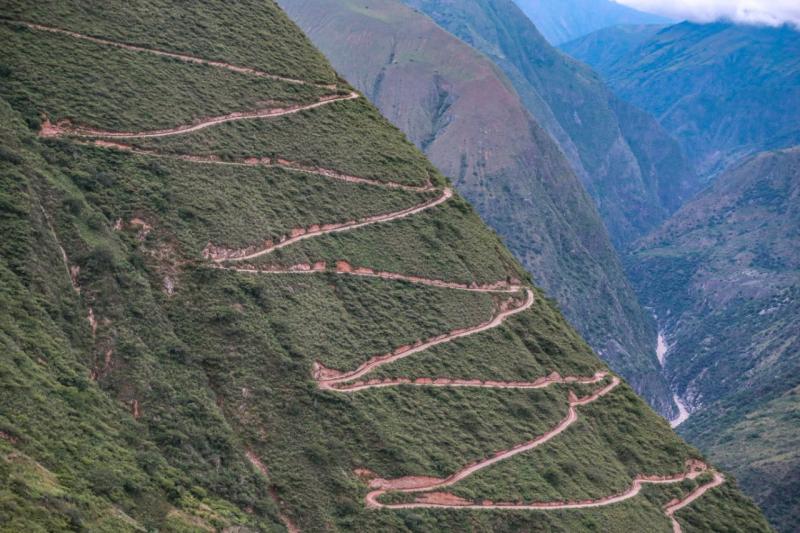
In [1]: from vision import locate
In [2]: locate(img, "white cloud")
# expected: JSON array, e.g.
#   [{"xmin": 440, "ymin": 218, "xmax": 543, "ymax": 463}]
[{"xmin": 614, "ymin": 0, "xmax": 800, "ymax": 28}]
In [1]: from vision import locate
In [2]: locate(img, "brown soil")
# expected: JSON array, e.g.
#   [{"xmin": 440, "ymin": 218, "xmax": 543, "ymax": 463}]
[
  {"xmin": 225, "ymin": 261, "xmax": 522, "ymax": 293},
  {"xmin": 330, "ymin": 371, "xmax": 606, "ymax": 393}
]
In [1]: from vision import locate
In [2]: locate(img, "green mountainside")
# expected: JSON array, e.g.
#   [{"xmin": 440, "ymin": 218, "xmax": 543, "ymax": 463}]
[
  {"xmin": 563, "ymin": 21, "xmax": 800, "ymax": 179},
  {"xmin": 628, "ymin": 147, "xmax": 800, "ymax": 532},
  {"xmin": 0, "ymin": 0, "xmax": 770, "ymax": 531},
  {"xmin": 277, "ymin": 0, "xmax": 675, "ymax": 417},
  {"xmin": 511, "ymin": 0, "xmax": 670, "ymax": 45},
  {"xmin": 402, "ymin": 0, "xmax": 697, "ymax": 249}
]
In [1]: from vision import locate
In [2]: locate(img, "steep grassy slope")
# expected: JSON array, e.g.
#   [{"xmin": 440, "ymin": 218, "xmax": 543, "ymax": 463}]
[
  {"xmin": 402, "ymin": 0, "xmax": 696, "ymax": 249},
  {"xmin": 565, "ymin": 21, "xmax": 800, "ymax": 179},
  {"xmin": 277, "ymin": 0, "xmax": 675, "ymax": 416},
  {"xmin": 0, "ymin": 1, "xmax": 770, "ymax": 531},
  {"xmin": 628, "ymin": 147, "xmax": 800, "ymax": 531},
  {"xmin": 512, "ymin": 0, "xmax": 670, "ymax": 45}
]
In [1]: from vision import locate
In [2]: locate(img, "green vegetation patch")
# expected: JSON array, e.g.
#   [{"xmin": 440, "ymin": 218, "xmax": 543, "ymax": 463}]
[
  {"xmin": 324, "ymin": 386, "xmax": 573, "ymax": 479},
  {"xmin": 445, "ymin": 385, "xmax": 693, "ymax": 502},
  {"xmin": 134, "ymin": 98, "xmax": 439, "ymax": 187},
  {"xmin": 2, "ymin": 0, "xmax": 336, "ymax": 83},
  {"xmin": 0, "ymin": 23, "xmax": 329, "ymax": 132},
  {"xmin": 675, "ymin": 478, "xmax": 773, "ymax": 533},
  {"xmin": 369, "ymin": 295, "xmax": 602, "ymax": 381},
  {"xmin": 175, "ymin": 269, "xmax": 496, "ymax": 371},
  {"xmin": 261, "ymin": 198, "xmax": 525, "ymax": 285},
  {"xmin": 41, "ymin": 142, "xmax": 433, "ymax": 255}
]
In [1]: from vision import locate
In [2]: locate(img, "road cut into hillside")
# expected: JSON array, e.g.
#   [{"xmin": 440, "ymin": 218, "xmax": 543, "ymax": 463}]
[{"xmin": 31, "ymin": 20, "xmax": 726, "ymax": 530}]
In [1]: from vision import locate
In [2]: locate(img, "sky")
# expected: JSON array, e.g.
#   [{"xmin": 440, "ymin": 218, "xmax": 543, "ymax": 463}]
[{"xmin": 614, "ymin": 0, "xmax": 800, "ymax": 28}]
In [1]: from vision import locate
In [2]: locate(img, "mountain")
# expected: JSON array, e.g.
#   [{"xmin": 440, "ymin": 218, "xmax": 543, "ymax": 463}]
[
  {"xmin": 0, "ymin": 0, "xmax": 771, "ymax": 530},
  {"xmin": 277, "ymin": 0, "xmax": 675, "ymax": 416},
  {"xmin": 564, "ymin": 21, "xmax": 800, "ymax": 179},
  {"xmin": 512, "ymin": 0, "xmax": 671, "ymax": 45},
  {"xmin": 627, "ymin": 147, "xmax": 800, "ymax": 531},
  {"xmin": 401, "ymin": 0, "xmax": 697, "ymax": 250},
  {"xmin": 559, "ymin": 23, "xmax": 665, "ymax": 71}
]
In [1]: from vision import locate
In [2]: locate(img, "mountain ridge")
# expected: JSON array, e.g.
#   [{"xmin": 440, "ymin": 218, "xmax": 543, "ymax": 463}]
[
  {"xmin": 512, "ymin": 0, "xmax": 670, "ymax": 44},
  {"xmin": 563, "ymin": 21, "xmax": 800, "ymax": 179}
]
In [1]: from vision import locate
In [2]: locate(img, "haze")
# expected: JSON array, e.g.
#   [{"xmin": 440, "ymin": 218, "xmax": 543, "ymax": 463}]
[{"xmin": 615, "ymin": 0, "xmax": 800, "ymax": 27}]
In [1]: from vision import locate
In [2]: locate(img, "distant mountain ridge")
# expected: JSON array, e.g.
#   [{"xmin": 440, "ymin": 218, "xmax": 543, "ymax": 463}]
[
  {"xmin": 559, "ymin": 23, "xmax": 665, "ymax": 71},
  {"xmin": 513, "ymin": 0, "xmax": 671, "ymax": 44},
  {"xmin": 563, "ymin": 21, "xmax": 800, "ymax": 180}
]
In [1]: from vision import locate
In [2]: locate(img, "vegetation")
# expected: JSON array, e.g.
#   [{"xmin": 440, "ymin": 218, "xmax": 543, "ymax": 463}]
[
  {"xmin": 565, "ymin": 20, "xmax": 800, "ymax": 179},
  {"xmin": 628, "ymin": 147, "xmax": 800, "ymax": 531},
  {"xmin": 135, "ymin": 98, "xmax": 440, "ymax": 187},
  {"xmin": 0, "ymin": 23, "xmax": 329, "ymax": 132},
  {"xmin": 2, "ymin": 0, "xmax": 337, "ymax": 83},
  {"xmin": 366, "ymin": 0, "xmax": 682, "ymax": 416},
  {"xmin": 36, "ymin": 142, "xmax": 435, "ymax": 254},
  {"xmin": 0, "ymin": 0, "xmax": 770, "ymax": 531}
]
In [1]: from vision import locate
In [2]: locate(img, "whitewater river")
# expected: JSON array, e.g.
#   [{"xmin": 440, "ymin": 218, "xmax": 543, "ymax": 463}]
[{"xmin": 657, "ymin": 331, "xmax": 691, "ymax": 428}]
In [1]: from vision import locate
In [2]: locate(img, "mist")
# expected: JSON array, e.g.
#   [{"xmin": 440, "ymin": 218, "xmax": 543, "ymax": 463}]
[{"xmin": 614, "ymin": 0, "xmax": 800, "ymax": 28}]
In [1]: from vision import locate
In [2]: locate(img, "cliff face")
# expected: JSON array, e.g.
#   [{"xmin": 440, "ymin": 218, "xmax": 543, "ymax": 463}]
[
  {"xmin": 0, "ymin": 0, "xmax": 770, "ymax": 531},
  {"xmin": 279, "ymin": 0, "xmax": 675, "ymax": 415}
]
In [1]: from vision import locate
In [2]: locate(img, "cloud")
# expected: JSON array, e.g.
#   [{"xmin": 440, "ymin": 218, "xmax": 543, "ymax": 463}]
[{"xmin": 614, "ymin": 0, "xmax": 800, "ymax": 28}]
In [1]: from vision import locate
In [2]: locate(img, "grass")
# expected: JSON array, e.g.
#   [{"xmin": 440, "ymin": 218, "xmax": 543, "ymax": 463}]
[
  {"xmin": 446, "ymin": 384, "xmax": 694, "ymax": 502},
  {"xmin": 175, "ymin": 270, "xmax": 497, "ymax": 371},
  {"xmin": 369, "ymin": 295, "xmax": 602, "ymax": 382},
  {"xmin": 0, "ymin": 0, "xmax": 772, "ymax": 530},
  {"xmin": 37, "ymin": 141, "xmax": 435, "ymax": 256},
  {"xmin": 0, "ymin": 23, "xmax": 330, "ymax": 132},
  {"xmin": 0, "ymin": 100, "xmax": 285, "ymax": 531},
  {"xmin": 1, "ymin": 0, "xmax": 336, "ymax": 83},
  {"xmin": 134, "ymin": 98, "xmax": 440, "ymax": 187},
  {"xmin": 262, "ymin": 199, "xmax": 526, "ymax": 285}
]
